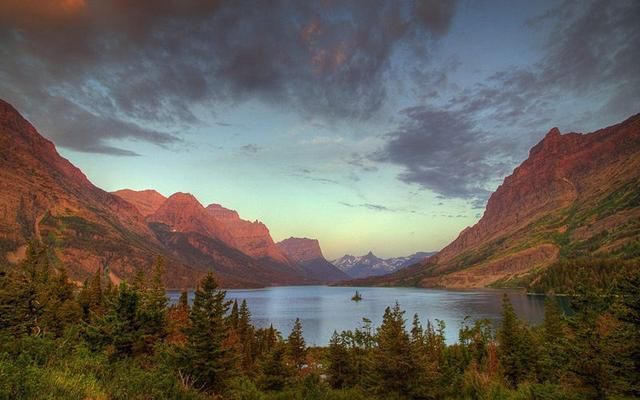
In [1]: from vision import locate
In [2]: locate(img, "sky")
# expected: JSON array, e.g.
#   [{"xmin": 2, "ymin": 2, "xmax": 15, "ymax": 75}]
[{"xmin": 1, "ymin": 0, "xmax": 638, "ymax": 259}]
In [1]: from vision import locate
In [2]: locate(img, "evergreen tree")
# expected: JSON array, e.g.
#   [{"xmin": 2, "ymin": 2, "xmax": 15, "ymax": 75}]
[
  {"xmin": 167, "ymin": 289, "xmax": 189, "ymax": 344},
  {"xmin": 287, "ymin": 317, "xmax": 307, "ymax": 370},
  {"xmin": 0, "ymin": 242, "xmax": 79, "ymax": 337},
  {"xmin": 615, "ymin": 272, "xmax": 640, "ymax": 396},
  {"xmin": 568, "ymin": 284, "xmax": 623, "ymax": 399},
  {"xmin": 88, "ymin": 267, "xmax": 104, "ymax": 314},
  {"xmin": 327, "ymin": 331, "xmax": 353, "ymax": 389},
  {"xmin": 229, "ymin": 299, "xmax": 239, "ymax": 330},
  {"xmin": 540, "ymin": 297, "xmax": 568, "ymax": 383},
  {"xmin": 237, "ymin": 299, "xmax": 255, "ymax": 372},
  {"xmin": 371, "ymin": 302, "xmax": 416, "ymax": 396},
  {"xmin": 255, "ymin": 324, "xmax": 280, "ymax": 357},
  {"xmin": 258, "ymin": 343, "xmax": 292, "ymax": 391},
  {"xmin": 180, "ymin": 273, "xmax": 235, "ymax": 393},
  {"xmin": 138, "ymin": 256, "xmax": 168, "ymax": 352},
  {"xmin": 410, "ymin": 313, "xmax": 424, "ymax": 347},
  {"xmin": 497, "ymin": 294, "xmax": 536, "ymax": 387},
  {"xmin": 178, "ymin": 290, "xmax": 189, "ymax": 311},
  {"xmin": 86, "ymin": 282, "xmax": 143, "ymax": 358}
]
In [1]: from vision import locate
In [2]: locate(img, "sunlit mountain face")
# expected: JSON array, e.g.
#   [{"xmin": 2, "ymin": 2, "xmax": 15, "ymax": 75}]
[{"xmin": 1, "ymin": 0, "xmax": 637, "ymax": 259}]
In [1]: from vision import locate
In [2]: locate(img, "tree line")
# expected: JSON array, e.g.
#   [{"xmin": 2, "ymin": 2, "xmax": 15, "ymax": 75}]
[{"xmin": 0, "ymin": 242, "xmax": 638, "ymax": 399}]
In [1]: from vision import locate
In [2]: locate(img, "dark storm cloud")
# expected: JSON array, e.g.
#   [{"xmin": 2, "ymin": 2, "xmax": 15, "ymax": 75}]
[
  {"xmin": 449, "ymin": 0, "xmax": 639, "ymax": 129},
  {"xmin": 375, "ymin": 0, "xmax": 639, "ymax": 203},
  {"xmin": 373, "ymin": 107, "xmax": 513, "ymax": 201},
  {"xmin": 0, "ymin": 0, "xmax": 457, "ymax": 155}
]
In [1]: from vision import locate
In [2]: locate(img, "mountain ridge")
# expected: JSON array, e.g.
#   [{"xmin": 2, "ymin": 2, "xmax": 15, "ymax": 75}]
[
  {"xmin": 352, "ymin": 114, "xmax": 640, "ymax": 288},
  {"xmin": 332, "ymin": 251, "xmax": 436, "ymax": 279},
  {"xmin": 0, "ymin": 99, "xmax": 316, "ymax": 287}
]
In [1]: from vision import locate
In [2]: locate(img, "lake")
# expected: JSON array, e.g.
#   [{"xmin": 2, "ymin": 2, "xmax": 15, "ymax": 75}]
[{"xmin": 167, "ymin": 285, "xmax": 546, "ymax": 346}]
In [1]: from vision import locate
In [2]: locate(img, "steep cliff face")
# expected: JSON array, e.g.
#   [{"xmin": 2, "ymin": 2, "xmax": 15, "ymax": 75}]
[
  {"xmin": 359, "ymin": 114, "xmax": 640, "ymax": 288},
  {"xmin": 112, "ymin": 190, "xmax": 297, "ymax": 271},
  {"xmin": 277, "ymin": 237, "xmax": 349, "ymax": 282},
  {"xmin": 111, "ymin": 189, "xmax": 167, "ymax": 216},
  {"xmin": 0, "ymin": 99, "xmax": 316, "ymax": 287},
  {"xmin": 149, "ymin": 223, "xmax": 311, "ymax": 287},
  {"xmin": 147, "ymin": 193, "xmax": 237, "ymax": 247},
  {"xmin": 0, "ymin": 99, "xmax": 195, "ymax": 285},
  {"xmin": 205, "ymin": 204, "xmax": 290, "ymax": 264}
]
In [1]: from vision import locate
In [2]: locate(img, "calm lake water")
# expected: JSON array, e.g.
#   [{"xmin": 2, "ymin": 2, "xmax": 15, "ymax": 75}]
[{"xmin": 167, "ymin": 286, "xmax": 546, "ymax": 346}]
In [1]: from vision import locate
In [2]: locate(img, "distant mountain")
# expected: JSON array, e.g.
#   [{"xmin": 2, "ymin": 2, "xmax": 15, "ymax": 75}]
[
  {"xmin": 147, "ymin": 192, "xmax": 237, "ymax": 246},
  {"xmin": 277, "ymin": 237, "xmax": 349, "ymax": 282},
  {"xmin": 356, "ymin": 114, "xmax": 640, "ymax": 288},
  {"xmin": 332, "ymin": 251, "xmax": 436, "ymax": 278},
  {"xmin": 205, "ymin": 203, "xmax": 291, "ymax": 265}
]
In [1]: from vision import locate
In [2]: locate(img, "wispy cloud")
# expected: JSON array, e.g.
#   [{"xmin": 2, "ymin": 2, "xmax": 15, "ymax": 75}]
[{"xmin": 240, "ymin": 144, "xmax": 262, "ymax": 154}]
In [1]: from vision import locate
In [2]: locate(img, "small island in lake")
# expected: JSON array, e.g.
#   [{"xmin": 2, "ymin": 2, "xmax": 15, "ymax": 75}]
[{"xmin": 351, "ymin": 290, "xmax": 363, "ymax": 302}]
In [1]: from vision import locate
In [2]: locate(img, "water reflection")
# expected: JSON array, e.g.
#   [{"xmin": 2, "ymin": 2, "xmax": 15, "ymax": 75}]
[{"xmin": 167, "ymin": 286, "xmax": 546, "ymax": 346}]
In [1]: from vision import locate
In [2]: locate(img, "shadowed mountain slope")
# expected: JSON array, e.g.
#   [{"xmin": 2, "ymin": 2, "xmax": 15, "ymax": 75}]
[{"xmin": 353, "ymin": 114, "xmax": 640, "ymax": 288}]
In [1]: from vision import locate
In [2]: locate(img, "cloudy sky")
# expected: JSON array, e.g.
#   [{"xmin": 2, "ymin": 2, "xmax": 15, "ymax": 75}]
[{"xmin": 1, "ymin": 0, "xmax": 638, "ymax": 259}]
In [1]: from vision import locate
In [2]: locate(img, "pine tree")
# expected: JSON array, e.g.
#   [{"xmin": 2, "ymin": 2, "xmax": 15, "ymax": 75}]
[
  {"xmin": 327, "ymin": 331, "xmax": 353, "ymax": 389},
  {"xmin": 287, "ymin": 317, "xmax": 307, "ymax": 370},
  {"xmin": 0, "ymin": 242, "xmax": 79, "ymax": 337},
  {"xmin": 615, "ymin": 272, "xmax": 640, "ymax": 396},
  {"xmin": 86, "ymin": 282, "xmax": 143, "ymax": 358},
  {"xmin": 497, "ymin": 293, "xmax": 537, "ymax": 387},
  {"xmin": 540, "ymin": 297, "xmax": 568, "ymax": 383},
  {"xmin": 237, "ymin": 299, "xmax": 255, "ymax": 372},
  {"xmin": 178, "ymin": 290, "xmax": 189, "ymax": 311},
  {"xmin": 180, "ymin": 272, "xmax": 235, "ymax": 393},
  {"xmin": 138, "ymin": 256, "xmax": 168, "ymax": 352},
  {"xmin": 410, "ymin": 313, "xmax": 424, "ymax": 347},
  {"xmin": 229, "ymin": 299, "xmax": 239, "ymax": 330},
  {"xmin": 371, "ymin": 302, "xmax": 416, "ymax": 396},
  {"xmin": 258, "ymin": 342, "xmax": 292, "ymax": 391},
  {"xmin": 255, "ymin": 324, "xmax": 280, "ymax": 357},
  {"xmin": 568, "ymin": 283, "xmax": 625, "ymax": 398},
  {"xmin": 167, "ymin": 289, "xmax": 190, "ymax": 344},
  {"xmin": 88, "ymin": 267, "xmax": 104, "ymax": 315}
]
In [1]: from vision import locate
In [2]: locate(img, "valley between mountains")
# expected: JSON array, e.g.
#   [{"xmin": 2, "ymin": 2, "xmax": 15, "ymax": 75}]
[{"xmin": 1, "ymin": 98, "xmax": 639, "ymax": 289}]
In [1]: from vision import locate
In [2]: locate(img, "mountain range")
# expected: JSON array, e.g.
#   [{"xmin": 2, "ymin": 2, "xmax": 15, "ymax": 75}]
[
  {"xmin": 332, "ymin": 251, "xmax": 436, "ymax": 278},
  {"xmin": 354, "ymin": 114, "xmax": 640, "ymax": 288},
  {"xmin": 0, "ymin": 99, "xmax": 342, "ymax": 288},
  {"xmin": 2, "ymin": 98, "xmax": 638, "ymax": 289}
]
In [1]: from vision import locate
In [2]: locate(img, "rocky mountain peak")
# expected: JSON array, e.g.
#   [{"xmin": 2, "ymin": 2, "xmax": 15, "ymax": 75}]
[
  {"xmin": 112, "ymin": 189, "xmax": 167, "ymax": 216},
  {"xmin": 364, "ymin": 113, "xmax": 640, "ymax": 288},
  {"xmin": 277, "ymin": 237, "xmax": 324, "ymax": 263},
  {"xmin": 206, "ymin": 203, "xmax": 240, "ymax": 221}
]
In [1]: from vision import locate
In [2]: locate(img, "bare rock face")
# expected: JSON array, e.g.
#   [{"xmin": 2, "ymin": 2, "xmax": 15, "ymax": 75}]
[
  {"xmin": 277, "ymin": 237, "xmax": 349, "ymax": 282},
  {"xmin": 148, "ymin": 193, "xmax": 237, "ymax": 247},
  {"xmin": 206, "ymin": 204, "xmax": 240, "ymax": 221},
  {"xmin": 112, "ymin": 189, "xmax": 167, "ymax": 216},
  {"xmin": 277, "ymin": 237, "xmax": 324, "ymax": 263},
  {"xmin": 0, "ymin": 99, "xmax": 178, "ymax": 283},
  {"xmin": 204, "ymin": 204, "xmax": 290, "ymax": 264},
  {"xmin": 360, "ymin": 114, "xmax": 640, "ymax": 288}
]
